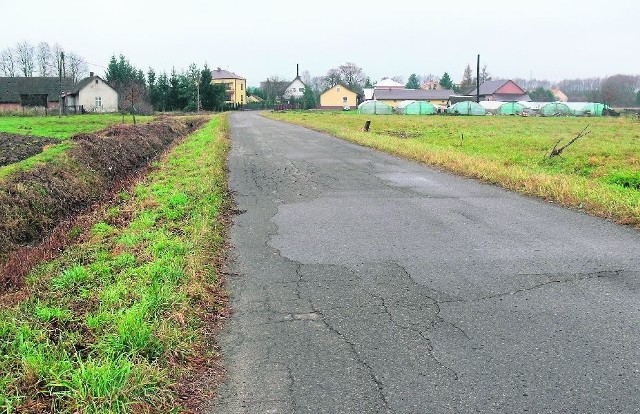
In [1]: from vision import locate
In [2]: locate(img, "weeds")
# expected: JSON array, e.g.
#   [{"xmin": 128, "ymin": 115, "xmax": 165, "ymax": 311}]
[{"xmin": 0, "ymin": 116, "xmax": 229, "ymax": 412}]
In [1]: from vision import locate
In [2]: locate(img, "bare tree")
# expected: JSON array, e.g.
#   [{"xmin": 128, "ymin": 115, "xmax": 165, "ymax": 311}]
[
  {"xmin": 67, "ymin": 52, "xmax": 88, "ymax": 83},
  {"xmin": 338, "ymin": 62, "xmax": 367, "ymax": 93},
  {"xmin": 51, "ymin": 43, "xmax": 64, "ymax": 76},
  {"xmin": 15, "ymin": 41, "xmax": 35, "ymax": 77},
  {"xmin": 390, "ymin": 75, "xmax": 405, "ymax": 84},
  {"xmin": 0, "ymin": 47, "xmax": 17, "ymax": 76},
  {"xmin": 36, "ymin": 42, "xmax": 52, "ymax": 76},
  {"xmin": 322, "ymin": 68, "xmax": 342, "ymax": 89}
]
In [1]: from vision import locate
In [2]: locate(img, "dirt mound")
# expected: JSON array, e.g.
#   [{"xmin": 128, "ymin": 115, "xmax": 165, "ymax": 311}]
[
  {"xmin": 0, "ymin": 117, "xmax": 207, "ymax": 287},
  {"xmin": 0, "ymin": 133, "xmax": 58, "ymax": 167}
]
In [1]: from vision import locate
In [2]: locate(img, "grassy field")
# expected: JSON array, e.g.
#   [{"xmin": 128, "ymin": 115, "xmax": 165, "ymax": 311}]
[
  {"xmin": 0, "ymin": 116, "xmax": 229, "ymax": 413},
  {"xmin": 0, "ymin": 114, "xmax": 155, "ymax": 179},
  {"xmin": 265, "ymin": 111, "xmax": 640, "ymax": 226},
  {"xmin": 0, "ymin": 114, "xmax": 154, "ymax": 140}
]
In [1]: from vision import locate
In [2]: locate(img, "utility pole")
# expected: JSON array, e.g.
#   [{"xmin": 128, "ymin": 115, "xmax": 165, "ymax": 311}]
[
  {"xmin": 58, "ymin": 51, "xmax": 65, "ymax": 117},
  {"xmin": 476, "ymin": 54, "xmax": 480, "ymax": 103}
]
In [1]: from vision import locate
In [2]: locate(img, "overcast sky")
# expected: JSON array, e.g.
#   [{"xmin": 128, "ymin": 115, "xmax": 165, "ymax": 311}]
[{"xmin": 4, "ymin": 0, "xmax": 639, "ymax": 86}]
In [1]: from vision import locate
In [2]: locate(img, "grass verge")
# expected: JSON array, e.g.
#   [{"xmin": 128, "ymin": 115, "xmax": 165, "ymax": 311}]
[
  {"xmin": 0, "ymin": 115, "xmax": 230, "ymax": 413},
  {"xmin": 265, "ymin": 111, "xmax": 640, "ymax": 226}
]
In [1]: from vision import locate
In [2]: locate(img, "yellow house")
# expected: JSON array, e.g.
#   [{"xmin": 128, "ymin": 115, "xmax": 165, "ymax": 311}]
[
  {"xmin": 320, "ymin": 84, "xmax": 357, "ymax": 109},
  {"xmin": 212, "ymin": 67, "xmax": 247, "ymax": 106}
]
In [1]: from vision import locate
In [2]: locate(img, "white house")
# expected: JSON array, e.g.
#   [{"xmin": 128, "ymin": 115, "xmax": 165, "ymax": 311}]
[
  {"xmin": 65, "ymin": 72, "xmax": 118, "ymax": 113},
  {"xmin": 283, "ymin": 64, "xmax": 307, "ymax": 99}
]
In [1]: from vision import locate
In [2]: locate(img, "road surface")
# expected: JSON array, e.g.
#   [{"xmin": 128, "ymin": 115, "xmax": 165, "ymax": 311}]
[{"xmin": 210, "ymin": 112, "xmax": 640, "ymax": 413}]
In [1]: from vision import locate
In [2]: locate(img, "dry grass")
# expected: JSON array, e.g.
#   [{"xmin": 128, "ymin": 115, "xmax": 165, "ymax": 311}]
[{"xmin": 265, "ymin": 111, "xmax": 640, "ymax": 227}]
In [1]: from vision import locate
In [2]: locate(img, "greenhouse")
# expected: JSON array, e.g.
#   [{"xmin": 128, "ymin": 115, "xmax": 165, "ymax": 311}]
[
  {"xmin": 358, "ymin": 100, "xmax": 393, "ymax": 115},
  {"xmin": 498, "ymin": 101, "xmax": 526, "ymax": 115},
  {"xmin": 539, "ymin": 102, "xmax": 571, "ymax": 116},
  {"xmin": 479, "ymin": 101, "xmax": 503, "ymax": 114},
  {"xmin": 395, "ymin": 100, "xmax": 436, "ymax": 115},
  {"xmin": 581, "ymin": 102, "xmax": 606, "ymax": 116},
  {"xmin": 447, "ymin": 101, "xmax": 486, "ymax": 116}
]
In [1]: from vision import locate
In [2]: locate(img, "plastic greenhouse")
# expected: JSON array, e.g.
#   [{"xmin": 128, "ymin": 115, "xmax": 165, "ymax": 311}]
[
  {"xmin": 581, "ymin": 102, "xmax": 606, "ymax": 116},
  {"xmin": 447, "ymin": 101, "xmax": 486, "ymax": 116},
  {"xmin": 539, "ymin": 102, "xmax": 571, "ymax": 116},
  {"xmin": 498, "ymin": 102, "xmax": 526, "ymax": 115},
  {"xmin": 479, "ymin": 101, "xmax": 503, "ymax": 114},
  {"xmin": 358, "ymin": 100, "xmax": 393, "ymax": 115},
  {"xmin": 395, "ymin": 100, "xmax": 436, "ymax": 115}
]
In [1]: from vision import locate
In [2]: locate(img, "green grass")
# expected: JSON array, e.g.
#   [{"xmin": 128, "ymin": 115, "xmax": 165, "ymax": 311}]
[
  {"xmin": 0, "ymin": 115, "xmax": 229, "ymax": 413},
  {"xmin": 265, "ymin": 111, "xmax": 640, "ymax": 226},
  {"xmin": 0, "ymin": 114, "xmax": 155, "ymax": 180},
  {"xmin": 0, "ymin": 114, "xmax": 154, "ymax": 140}
]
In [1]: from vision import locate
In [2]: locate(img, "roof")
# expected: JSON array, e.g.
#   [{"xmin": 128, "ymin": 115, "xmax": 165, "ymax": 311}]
[
  {"xmin": 286, "ymin": 77, "xmax": 306, "ymax": 89},
  {"xmin": 69, "ymin": 75, "xmax": 115, "ymax": 95},
  {"xmin": 373, "ymin": 88, "xmax": 454, "ymax": 101},
  {"xmin": 0, "ymin": 77, "xmax": 75, "ymax": 103},
  {"xmin": 374, "ymin": 78, "xmax": 404, "ymax": 89},
  {"xmin": 212, "ymin": 67, "xmax": 245, "ymax": 80},
  {"xmin": 320, "ymin": 83, "xmax": 356, "ymax": 95},
  {"xmin": 464, "ymin": 79, "xmax": 525, "ymax": 96}
]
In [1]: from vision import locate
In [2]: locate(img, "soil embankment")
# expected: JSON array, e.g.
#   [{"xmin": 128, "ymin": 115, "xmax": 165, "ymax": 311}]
[{"xmin": 0, "ymin": 116, "xmax": 206, "ymax": 287}]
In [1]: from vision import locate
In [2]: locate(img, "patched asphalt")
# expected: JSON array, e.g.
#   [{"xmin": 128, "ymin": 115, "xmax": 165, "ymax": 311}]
[{"xmin": 209, "ymin": 112, "xmax": 640, "ymax": 413}]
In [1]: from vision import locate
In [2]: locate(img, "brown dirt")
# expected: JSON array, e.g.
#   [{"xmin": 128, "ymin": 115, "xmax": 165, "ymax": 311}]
[
  {"xmin": 0, "ymin": 133, "xmax": 58, "ymax": 166},
  {"xmin": 0, "ymin": 116, "xmax": 207, "ymax": 288}
]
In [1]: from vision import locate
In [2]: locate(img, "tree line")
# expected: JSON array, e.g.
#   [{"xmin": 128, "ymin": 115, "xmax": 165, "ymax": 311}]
[
  {"xmin": 105, "ymin": 55, "xmax": 228, "ymax": 113},
  {"xmin": 0, "ymin": 41, "xmax": 87, "ymax": 82}
]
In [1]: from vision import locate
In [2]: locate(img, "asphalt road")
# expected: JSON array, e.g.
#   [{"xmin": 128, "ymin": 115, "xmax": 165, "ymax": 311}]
[{"xmin": 210, "ymin": 112, "xmax": 640, "ymax": 413}]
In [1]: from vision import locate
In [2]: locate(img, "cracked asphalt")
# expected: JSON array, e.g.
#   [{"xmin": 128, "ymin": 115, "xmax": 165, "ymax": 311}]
[{"xmin": 210, "ymin": 112, "xmax": 640, "ymax": 413}]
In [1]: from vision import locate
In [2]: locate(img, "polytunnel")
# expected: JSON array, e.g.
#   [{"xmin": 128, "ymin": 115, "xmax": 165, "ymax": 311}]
[
  {"xmin": 395, "ymin": 100, "xmax": 436, "ymax": 115},
  {"xmin": 358, "ymin": 100, "xmax": 393, "ymax": 115},
  {"xmin": 539, "ymin": 102, "xmax": 571, "ymax": 116},
  {"xmin": 499, "ymin": 102, "xmax": 526, "ymax": 115},
  {"xmin": 447, "ymin": 101, "xmax": 486, "ymax": 116}
]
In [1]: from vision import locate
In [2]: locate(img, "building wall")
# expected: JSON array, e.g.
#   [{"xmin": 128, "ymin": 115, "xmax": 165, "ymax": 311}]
[
  {"xmin": 77, "ymin": 79, "xmax": 119, "ymax": 112},
  {"xmin": 212, "ymin": 78, "xmax": 247, "ymax": 105},
  {"xmin": 320, "ymin": 85, "xmax": 357, "ymax": 108},
  {"xmin": 284, "ymin": 78, "xmax": 306, "ymax": 99}
]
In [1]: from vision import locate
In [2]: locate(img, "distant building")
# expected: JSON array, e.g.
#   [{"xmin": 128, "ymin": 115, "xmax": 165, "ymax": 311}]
[
  {"xmin": 283, "ymin": 64, "xmax": 307, "ymax": 100},
  {"xmin": 551, "ymin": 88, "xmax": 569, "ymax": 102},
  {"xmin": 64, "ymin": 72, "xmax": 118, "ymax": 113},
  {"xmin": 463, "ymin": 80, "xmax": 531, "ymax": 101},
  {"xmin": 421, "ymin": 80, "xmax": 442, "ymax": 90},
  {"xmin": 373, "ymin": 88, "xmax": 454, "ymax": 107},
  {"xmin": 212, "ymin": 67, "xmax": 246, "ymax": 106},
  {"xmin": 0, "ymin": 76, "xmax": 74, "ymax": 113},
  {"xmin": 320, "ymin": 84, "xmax": 357, "ymax": 110},
  {"xmin": 374, "ymin": 78, "xmax": 404, "ymax": 90}
]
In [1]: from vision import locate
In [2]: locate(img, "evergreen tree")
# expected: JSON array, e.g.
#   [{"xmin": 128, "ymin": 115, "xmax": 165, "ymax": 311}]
[
  {"xmin": 156, "ymin": 72, "xmax": 170, "ymax": 111},
  {"xmin": 147, "ymin": 68, "xmax": 157, "ymax": 109},
  {"xmin": 460, "ymin": 64, "xmax": 474, "ymax": 91},
  {"xmin": 302, "ymin": 85, "xmax": 316, "ymax": 109},
  {"xmin": 168, "ymin": 68, "xmax": 180, "ymax": 111},
  {"xmin": 405, "ymin": 73, "xmax": 421, "ymax": 89},
  {"xmin": 439, "ymin": 72, "xmax": 453, "ymax": 89},
  {"xmin": 529, "ymin": 87, "xmax": 555, "ymax": 102},
  {"xmin": 200, "ymin": 64, "xmax": 226, "ymax": 111}
]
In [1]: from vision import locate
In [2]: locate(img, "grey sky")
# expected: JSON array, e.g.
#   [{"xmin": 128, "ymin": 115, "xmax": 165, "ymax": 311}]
[{"xmin": 4, "ymin": 0, "xmax": 639, "ymax": 86}]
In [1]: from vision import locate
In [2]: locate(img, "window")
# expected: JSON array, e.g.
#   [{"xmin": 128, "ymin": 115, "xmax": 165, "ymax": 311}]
[
  {"xmin": 95, "ymin": 97, "xmax": 102, "ymax": 107},
  {"xmin": 292, "ymin": 88, "xmax": 296, "ymax": 92},
  {"xmin": 300, "ymin": 87, "xmax": 305, "ymax": 92},
  {"xmin": 95, "ymin": 79, "xmax": 99, "ymax": 84},
  {"xmin": 337, "ymin": 87, "xmax": 341, "ymax": 91},
  {"xmin": 241, "ymin": 95, "xmax": 244, "ymax": 103},
  {"xmin": 240, "ymin": 83, "xmax": 243, "ymax": 90},
  {"xmin": 343, "ymin": 97, "xmax": 348, "ymax": 103}
]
